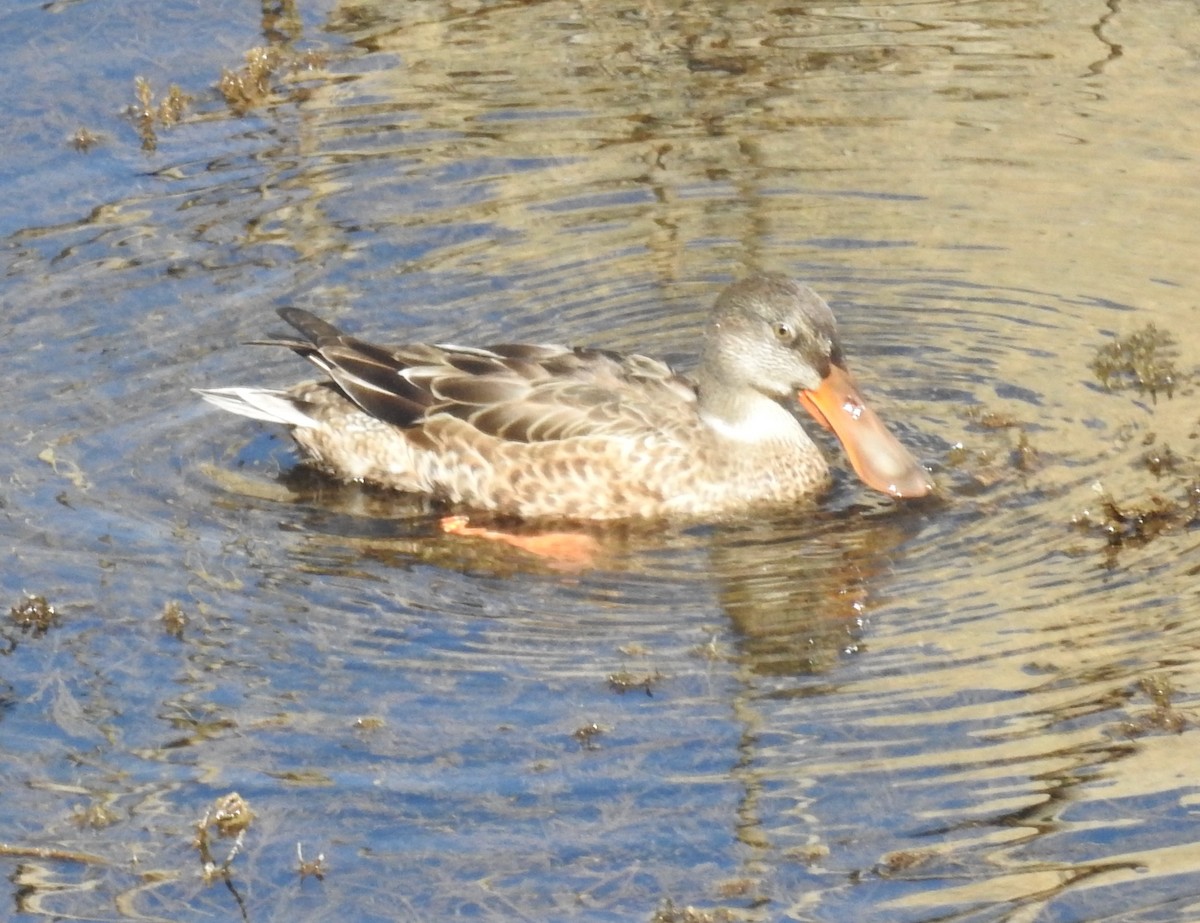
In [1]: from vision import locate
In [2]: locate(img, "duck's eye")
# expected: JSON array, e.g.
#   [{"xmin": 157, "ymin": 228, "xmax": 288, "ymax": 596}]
[{"xmin": 772, "ymin": 321, "xmax": 794, "ymax": 342}]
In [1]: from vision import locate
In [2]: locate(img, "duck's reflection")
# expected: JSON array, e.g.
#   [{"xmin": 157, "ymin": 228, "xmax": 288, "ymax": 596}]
[
  {"xmin": 260, "ymin": 464, "xmax": 925, "ymax": 676},
  {"xmin": 707, "ymin": 506, "xmax": 923, "ymax": 676}
]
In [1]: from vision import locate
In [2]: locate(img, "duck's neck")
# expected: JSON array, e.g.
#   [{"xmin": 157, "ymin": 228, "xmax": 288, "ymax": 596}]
[{"xmin": 696, "ymin": 377, "xmax": 811, "ymax": 446}]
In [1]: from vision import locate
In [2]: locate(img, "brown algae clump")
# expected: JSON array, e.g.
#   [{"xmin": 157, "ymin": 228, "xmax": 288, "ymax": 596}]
[
  {"xmin": 1072, "ymin": 484, "xmax": 1200, "ymax": 556},
  {"xmin": 195, "ymin": 792, "xmax": 255, "ymax": 888},
  {"xmin": 217, "ymin": 45, "xmax": 329, "ymax": 114},
  {"xmin": 71, "ymin": 127, "xmax": 100, "ymax": 151},
  {"xmin": 1120, "ymin": 674, "xmax": 1190, "ymax": 737},
  {"xmin": 607, "ymin": 668, "xmax": 663, "ymax": 695},
  {"xmin": 10, "ymin": 595, "xmax": 58, "ymax": 636},
  {"xmin": 129, "ymin": 77, "xmax": 192, "ymax": 151},
  {"xmin": 1091, "ymin": 323, "xmax": 1180, "ymax": 400},
  {"xmin": 297, "ymin": 842, "xmax": 326, "ymax": 881},
  {"xmin": 218, "ymin": 46, "xmax": 283, "ymax": 113},
  {"xmin": 161, "ymin": 600, "xmax": 187, "ymax": 639}
]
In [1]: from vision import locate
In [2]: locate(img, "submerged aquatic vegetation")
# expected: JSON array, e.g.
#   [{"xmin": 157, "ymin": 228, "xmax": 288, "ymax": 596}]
[
  {"xmin": 945, "ymin": 405, "xmax": 1041, "ymax": 489},
  {"xmin": 9, "ymin": 594, "xmax": 58, "ymax": 637},
  {"xmin": 71, "ymin": 126, "xmax": 100, "ymax": 151},
  {"xmin": 1091, "ymin": 323, "xmax": 1181, "ymax": 400},
  {"xmin": 651, "ymin": 898, "xmax": 741, "ymax": 923},
  {"xmin": 71, "ymin": 800, "xmax": 121, "ymax": 830},
  {"xmin": 572, "ymin": 721, "xmax": 606, "ymax": 749},
  {"xmin": 205, "ymin": 791, "xmax": 254, "ymax": 839},
  {"xmin": 218, "ymin": 45, "xmax": 329, "ymax": 114},
  {"xmin": 607, "ymin": 668, "xmax": 663, "ymax": 695},
  {"xmin": 1119, "ymin": 674, "xmax": 1191, "ymax": 737},
  {"xmin": 128, "ymin": 44, "xmax": 327, "ymax": 151},
  {"xmin": 296, "ymin": 842, "xmax": 326, "ymax": 881},
  {"xmin": 195, "ymin": 792, "xmax": 254, "ymax": 887},
  {"xmin": 160, "ymin": 600, "xmax": 187, "ymax": 639},
  {"xmin": 1072, "ymin": 482, "xmax": 1200, "ymax": 566},
  {"xmin": 218, "ymin": 46, "xmax": 283, "ymax": 113},
  {"xmin": 1141, "ymin": 440, "xmax": 1183, "ymax": 477},
  {"xmin": 129, "ymin": 77, "xmax": 192, "ymax": 151}
]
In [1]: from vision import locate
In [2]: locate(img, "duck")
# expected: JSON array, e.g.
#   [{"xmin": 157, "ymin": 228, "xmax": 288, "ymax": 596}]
[{"xmin": 196, "ymin": 274, "xmax": 932, "ymax": 521}]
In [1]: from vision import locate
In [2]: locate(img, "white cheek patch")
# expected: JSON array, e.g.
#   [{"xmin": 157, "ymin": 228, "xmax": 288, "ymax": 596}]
[{"xmin": 700, "ymin": 398, "xmax": 803, "ymax": 444}]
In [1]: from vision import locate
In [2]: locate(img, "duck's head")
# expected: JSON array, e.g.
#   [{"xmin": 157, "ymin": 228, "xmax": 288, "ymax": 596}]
[{"xmin": 699, "ymin": 275, "xmax": 933, "ymax": 499}]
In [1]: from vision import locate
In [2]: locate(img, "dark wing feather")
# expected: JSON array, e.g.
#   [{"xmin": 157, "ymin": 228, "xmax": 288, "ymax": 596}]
[
  {"xmin": 273, "ymin": 308, "xmax": 699, "ymax": 444},
  {"xmin": 430, "ymin": 374, "xmax": 531, "ymax": 407},
  {"xmin": 444, "ymin": 354, "xmax": 514, "ymax": 376}
]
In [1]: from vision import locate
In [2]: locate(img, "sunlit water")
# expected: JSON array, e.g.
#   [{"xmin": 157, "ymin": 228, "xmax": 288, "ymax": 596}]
[{"xmin": 2, "ymin": 2, "xmax": 1198, "ymax": 922}]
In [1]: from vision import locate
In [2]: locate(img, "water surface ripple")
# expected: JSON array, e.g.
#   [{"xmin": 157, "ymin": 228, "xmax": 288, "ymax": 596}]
[{"xmin": 1, "ymin": 2, "xmax": 1198, "ymax": 922}]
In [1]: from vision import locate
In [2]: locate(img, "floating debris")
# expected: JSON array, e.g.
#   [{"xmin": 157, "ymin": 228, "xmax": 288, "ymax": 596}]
[
  {"xmin": 1120, "ymin": 674, "xmax": 1190, "ymax": 737},
  {"xmin": 162, "ymin": 707, "xmax": 238, "ymax": 749},
  {"xmin": 218, "ymin": 46, "xmax": 283, "ymax": 113},
  {"xmin": 947, "ymin": 406, "xmax": 1042, "ymax": 487},
  {"xmin": 157, "ymin": 83, "xmax": 190, "ymax": 126},
  {"xmin": 0, "ymin": 843, "xmax": 106, "ymax": 865},
  {"xmin": 129, "ymin": 77, "xmax": 192, "ymax": 151},
  {"xmin": 571, "ymin": 722, "xmax": 605, "ymax": 750},
  {"xmin": 10, "ymin": 595, "xmax": 58, "ymax": 637},
  {"xmin": 297, "ymin": 842, "xmax": 326, "ymax": 881},
  {"xmin": 131, "ymin": 76, "xmax": 155, "ymax": 149},
  {"xmin": 217, "ymin": 46, "xmax": 328, "ymax": 115},
  {"xmin": 607, "ymin": 669, "xmax": 663, "ymax": 695},
  {"xmin": 964, "ymin": 407, "xmax": 1022, "ymax": 429},
  {"xmin": 1140, "ymin": 440, "xmax": 1183, "ymax": 477},
  {"xmin": 1072, "ymin": 484, "xmax": 1199, "ymax": 549},
  {"xmin": 37, "ymin": 443, "xmax": 89, "ymax": 489},
  {"xmin": 126, "ymin": 44, "xmax": 328, "ymax": 151},
  {"xmin": 715, "ymin": 879, "xmax": 753, "ymax": 898},
  {"xmin": 71, "ymin": 126, "xmax": 99, "ymax": 152},
  {"xmin": 651, "ymin": 899, "xmax": 739, "ymax": 923},
  {"xmin": 782, "ymin": 843, "xmax": 830, "ymax": 866},
  {"xmin": 689, "ymin": 631, "xmax": 724, "ymax": 661},
  {"xmin": 268, "ymin": 768, "xmax": 334, "ymax": 786},
  {"xmin": 71, "ymin": 800, "xmax": 120, "ymax": 830},
  {"xmin": 161, "ymin": 600, "xmax": 187, "ymax": 639},
  {"xmin": 208, "ymin": 791, "xmax": 254, "ymax": 838},
  {"xmin": 876, "ymin": 848, "xmax": 937, "ymax": 877},
  {"xmin": 1013, "ymin": 430, "xmax": 1039, "ymax": 472},
  {"xmin": 195, "ymin": 792, "xmax": 254, "ymax": 887}
]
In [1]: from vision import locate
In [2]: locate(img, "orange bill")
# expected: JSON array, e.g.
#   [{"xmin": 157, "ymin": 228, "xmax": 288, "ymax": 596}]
[{"xmin": 798, "ymin": 364, "xmax": 933, "ymax": 499}]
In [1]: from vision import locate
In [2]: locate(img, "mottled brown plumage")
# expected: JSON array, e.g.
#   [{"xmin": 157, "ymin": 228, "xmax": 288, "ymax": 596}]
[{"xmin": 197, "ymin": 275, "xmax": 932, "ymax": 520}]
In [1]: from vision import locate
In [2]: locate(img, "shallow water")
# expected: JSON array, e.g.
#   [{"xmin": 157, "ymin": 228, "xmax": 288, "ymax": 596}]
[{"xmin": 2, "ymin": 2, "xmax": 1199, "ymax": 921}]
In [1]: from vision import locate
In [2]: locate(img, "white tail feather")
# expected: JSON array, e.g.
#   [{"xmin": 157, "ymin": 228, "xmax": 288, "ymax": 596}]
[{"xmin": 194, "ymin": 388, "xmax": 317, "ymax": 428}]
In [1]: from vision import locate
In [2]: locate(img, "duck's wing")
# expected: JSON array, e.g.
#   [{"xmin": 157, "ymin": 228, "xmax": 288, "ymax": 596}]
[{"xmin": 274, "ymin": 308, "xmax": 699, "ymax": 444}]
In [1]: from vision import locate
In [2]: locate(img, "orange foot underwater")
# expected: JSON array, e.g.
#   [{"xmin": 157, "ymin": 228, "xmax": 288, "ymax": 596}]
[{"xmin": 439, "ymin": 515, "xmax": 602, "ymax": 569}]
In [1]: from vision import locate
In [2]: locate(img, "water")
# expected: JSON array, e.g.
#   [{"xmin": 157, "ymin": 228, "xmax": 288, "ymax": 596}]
[{"xmin": 1, "ymin": 2, "xmax": 1198, "ymax": 921}]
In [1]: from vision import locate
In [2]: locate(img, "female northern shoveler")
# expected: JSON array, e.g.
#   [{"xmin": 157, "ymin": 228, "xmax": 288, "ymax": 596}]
[{"xmin": 197, "ymin": 275, "xmax": 932, "ymax": 520}]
